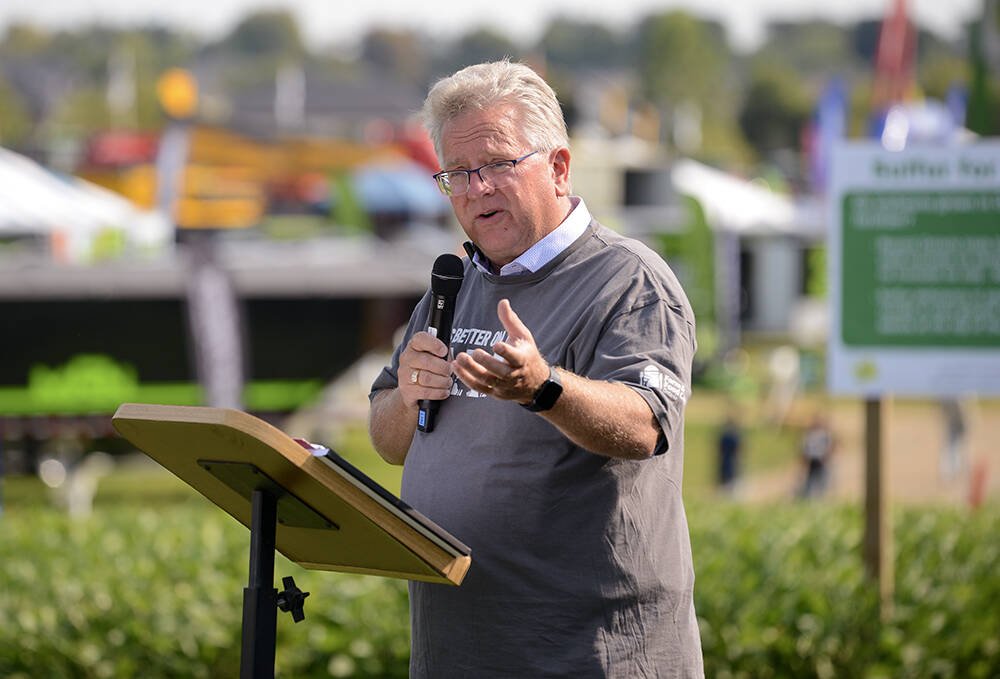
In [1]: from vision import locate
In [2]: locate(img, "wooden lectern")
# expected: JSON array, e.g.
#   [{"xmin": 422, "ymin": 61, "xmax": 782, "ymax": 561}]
[{"xmin": 111, "ymin": 403, "xmax": 470, "ymax": 679}]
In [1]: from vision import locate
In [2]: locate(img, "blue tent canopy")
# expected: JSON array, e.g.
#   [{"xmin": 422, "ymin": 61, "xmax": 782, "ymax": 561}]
[{"xmin": 352, "ymin": 161, "xmax": 449, "ymax": 217}]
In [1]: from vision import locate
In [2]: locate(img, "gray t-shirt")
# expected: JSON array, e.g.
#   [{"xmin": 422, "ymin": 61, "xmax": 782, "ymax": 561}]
[{"xmin": 370, "ymin": 221, "xmax": 703, "ymax": 678}]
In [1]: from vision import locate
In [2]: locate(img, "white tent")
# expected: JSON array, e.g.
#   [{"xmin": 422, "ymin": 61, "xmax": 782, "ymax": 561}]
[
  {"xmin": 671, "ymin": 158, "xmax": 824, "ymax": 238},
  {"xmin": 0, "ymin": 146, "xmax": 170, "ymax": 260},
  {"xmin": 670, "ymin": 158, "xmax": 828, "ymax": 338}
]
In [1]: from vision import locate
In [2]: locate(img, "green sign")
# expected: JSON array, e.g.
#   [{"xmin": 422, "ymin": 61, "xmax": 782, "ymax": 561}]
[
  {"xmin": 829, "ymin": 142, "xmax": 1000, "ymax": 396},
  {"xmin": 841, "ymin": 190, "xmax": 1000, "ymax": 347}
]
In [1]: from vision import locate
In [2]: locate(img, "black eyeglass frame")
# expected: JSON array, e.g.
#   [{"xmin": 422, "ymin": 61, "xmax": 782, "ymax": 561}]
[{"xmin": 432, "ymin": 151, "xmax": 539, "ymax": 196}]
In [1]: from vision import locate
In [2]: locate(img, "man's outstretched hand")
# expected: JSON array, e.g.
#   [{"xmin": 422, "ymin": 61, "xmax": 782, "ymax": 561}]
[{"xmin": 452, "ymin": 299, "xmax": 550, "ymax": 403}]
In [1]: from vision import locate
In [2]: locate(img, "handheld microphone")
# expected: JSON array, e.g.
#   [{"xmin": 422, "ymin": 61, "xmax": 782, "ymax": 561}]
[{"xmin": 417, "ymin": 253, "xmax": 464, "ymax": 433}]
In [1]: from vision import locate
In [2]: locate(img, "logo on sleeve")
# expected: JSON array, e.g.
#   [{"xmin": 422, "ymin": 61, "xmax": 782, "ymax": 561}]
[{"xmin": 640, "ymin": 365, "xmax": 686, "ymax": 401}]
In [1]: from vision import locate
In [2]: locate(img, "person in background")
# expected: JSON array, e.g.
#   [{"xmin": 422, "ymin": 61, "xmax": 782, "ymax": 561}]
[
  {"xmin": 939, "ymin": 397, "xmax": 968, "ymax": 480},
  {"xmin": 799, "ymin": 412, "xmax": 836, "ymax": 498},
  {"xmin": 717, "ymin": 404, "xmax": 744, "ymax": 494},
  {"xmin": 368, "ymin": 60, "xmax": 703, "ymax": 677}
]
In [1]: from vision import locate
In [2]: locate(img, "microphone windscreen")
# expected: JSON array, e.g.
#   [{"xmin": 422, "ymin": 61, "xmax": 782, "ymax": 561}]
[{"xmin": 431, "ymin": 253, "xmax": 464, "ymax": 296}]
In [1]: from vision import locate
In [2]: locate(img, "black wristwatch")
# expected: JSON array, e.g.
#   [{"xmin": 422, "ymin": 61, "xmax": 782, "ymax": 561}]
[{"xmin": 521, "ymin": 365, "xmax": 563, "ymax": 412}]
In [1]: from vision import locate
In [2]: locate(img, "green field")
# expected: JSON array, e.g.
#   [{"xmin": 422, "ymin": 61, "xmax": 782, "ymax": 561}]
[
  {"xmin": 2, "ymin": 431, "xmax": 998, "ymax": 678},
  {"xmin": 2, "ymin": 491, "xmax": 997, "ymax": 678}
]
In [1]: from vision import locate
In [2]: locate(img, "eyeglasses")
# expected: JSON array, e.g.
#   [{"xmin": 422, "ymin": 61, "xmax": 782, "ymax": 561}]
[{"xmin": 432, "ymin": 151, "xmax": 538, "ymax": 196}]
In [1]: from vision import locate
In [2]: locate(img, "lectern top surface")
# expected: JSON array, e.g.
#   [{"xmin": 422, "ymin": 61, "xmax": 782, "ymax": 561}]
[{"xmin": 112, "ymin": 403, "xmax": 470, "ymax": 586}]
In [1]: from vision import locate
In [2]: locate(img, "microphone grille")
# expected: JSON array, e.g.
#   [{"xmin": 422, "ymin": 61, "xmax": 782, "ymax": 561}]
[
  {"xmin": 431, "ymin": 253, "xmax": 464, "ymax": 295},
  {"xmin": 432, "ymin": 253, "xmax": 464, "ymax": 278}
]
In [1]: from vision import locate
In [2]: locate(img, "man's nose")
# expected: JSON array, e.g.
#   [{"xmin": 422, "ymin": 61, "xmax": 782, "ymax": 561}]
[{"xmin": 467, "ymin": 170, "xmax": 494, "ymax": 196}]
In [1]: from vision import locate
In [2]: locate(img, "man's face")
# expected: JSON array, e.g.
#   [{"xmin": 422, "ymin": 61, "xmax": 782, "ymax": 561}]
[{"xmin": 439, "ymin": 105, "xmax": 570, "ymax": 268}]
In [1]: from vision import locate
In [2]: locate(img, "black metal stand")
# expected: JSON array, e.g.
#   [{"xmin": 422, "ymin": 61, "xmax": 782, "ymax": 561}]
[
  {"xmin": 239, "ymin": 489, "xmax": 310, "ymax": 679},
  {"xmin": 241, "ymin": 489, "xmax": 278, "ymax": 679}
]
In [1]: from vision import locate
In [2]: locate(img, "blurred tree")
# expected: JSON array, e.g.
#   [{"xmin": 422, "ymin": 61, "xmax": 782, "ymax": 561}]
[
  {"xmin": 207, "ymin": 9, "xmax": 308, "ymax": 94},
  {"xmin": 361, "ymin": 28, "xmax": 430, "ymax": 85},
  {"xmin": 539, "ymin": 18, "xmax": 628, "ymax": 70},
  {"xmin": 852, "ymin": 17, "xmax": 959, "ymax": 65},
  {"xmin": 658, "ymin": 196, "xmax": 717, "ymax": 358},
  {"xmin": 918, "ymin": 50, "xmax": 968, "ymax": 100},
  {"xmin": 0, "ymin": 23, "xmax": 52, "ymax": 56},
  {"xmin": 847, "ymin": 78, "xmax": 875, "ymax": 137},
  {"xmin": 966, "ymin": 15, "xmax": 1000, "ymax": 136},
  {"xmin": 851, "ymin": 19, "xmax": 883, "ymax": 64},
  {"xmin": 123, "ymin": 35, "xmax": 166, "ymax": 130},
  {"xmin": 536, "ymin": 67, "xmax": 579, "ymax": 132},
  {"xmin": 805, "ymin": 245, "xmax": 827, "ymax": 298},
  {"xmin": 435, "ymin": 28, "xmax": 521, "ymax": 76},
  {"xmin": 755, "ymin": 21, "xmax": 857, "ymax": 78},
  {"xmin": 0, "ymin": 75, "xmax": 32, "ymax": 145},
  {"xmin": 222, "ymin": 9, "xmax": 305, "ymax": 59},
  {"xmin": 660, "ymin": 195, "xmax": 715, "ymax": 323},
  {"xmin": 1, "ymin": 22, "xmax": 198, "ymax": 136},
  {"xmin": 695, "ymin": 119, "xmax": 756, "ymax": 168},
  {"xmin": 50, "ymin": 27, "xmax": 123, "ymax": 82},
  {"xmin": 636, "ymin": 11, "xmax": 749, "ymax": 165},
  {"xmin": 738, "ymin": 61, "xmax": 812, "ymax": 159},
  {"xmin": 914, "ymin": 27, "xmax": 958, "ymax": 60},
  {"xmin": 47, "ymin": 86, "xmax": 111, "ymax": 138},
  {"xmin": 637, "ymin": 11, "xmax": 730, "ymax": 109},
  {"xmin": 2, "ymin": 7, "xmax": 984, "ymax": 165}
]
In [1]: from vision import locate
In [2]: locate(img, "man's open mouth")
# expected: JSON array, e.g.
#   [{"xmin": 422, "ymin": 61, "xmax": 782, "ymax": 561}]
[{"xmin": 479, "ymin": 210, "xmax": 499, "ymax": 219}]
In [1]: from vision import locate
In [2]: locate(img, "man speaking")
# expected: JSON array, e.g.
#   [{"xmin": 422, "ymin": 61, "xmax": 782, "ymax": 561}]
[{"xmin": 368, "ymin": 60, "xmax": 703, "ymax": 678}]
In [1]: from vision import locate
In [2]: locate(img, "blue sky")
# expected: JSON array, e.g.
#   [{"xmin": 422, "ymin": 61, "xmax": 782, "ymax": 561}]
[{"xmin": 0, "ymin": 0, "xmax": 981, "ymax": 53}]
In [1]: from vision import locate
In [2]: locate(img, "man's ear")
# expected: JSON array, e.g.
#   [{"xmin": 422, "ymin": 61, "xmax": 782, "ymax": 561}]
[{"xmin": 550, "ymin": 147, "xmax": 571, "ymax": 197}]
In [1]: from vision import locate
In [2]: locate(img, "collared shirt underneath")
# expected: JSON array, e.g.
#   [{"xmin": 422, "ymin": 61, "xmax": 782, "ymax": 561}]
[{"xmin": 470, "ymin": 196, "xmax": 591, "ymax": 276}]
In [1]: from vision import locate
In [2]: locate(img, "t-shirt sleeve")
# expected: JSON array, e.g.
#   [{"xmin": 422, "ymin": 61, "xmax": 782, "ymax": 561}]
[
  {"xmin": 369, "ymin": 291, "xmax": 432, "ymax": 400},
  {"xmin": 586, "ymin": 298, "xmax": 696, "ymax": 456}
]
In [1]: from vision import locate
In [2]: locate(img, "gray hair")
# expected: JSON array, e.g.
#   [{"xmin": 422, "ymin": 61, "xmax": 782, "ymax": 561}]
[{"xmin": 421, "ymin": 60, "xmax": 569, "ymax": 163}]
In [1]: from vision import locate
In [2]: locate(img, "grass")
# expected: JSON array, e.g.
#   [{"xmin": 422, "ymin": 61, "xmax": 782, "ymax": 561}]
[
  {"xmin": 25, "ymin": 383, "xmax": 992, "ymax": 513},
  {"xmin": 0, "ymin": 387, "xmax": 805, "ymax": 512},
  {"xmin": 683, "ymin": 389, "xmax": 803, "ymax": 497}
]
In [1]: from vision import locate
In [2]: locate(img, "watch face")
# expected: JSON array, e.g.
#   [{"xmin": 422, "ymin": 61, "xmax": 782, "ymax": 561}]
[
  {"xmin": 534, "ymin": 380, "xmax": 562, "ymax": 411},
  {"xmin": 524, "ymin": 366, "xmax": 562, "ymax": 412}
]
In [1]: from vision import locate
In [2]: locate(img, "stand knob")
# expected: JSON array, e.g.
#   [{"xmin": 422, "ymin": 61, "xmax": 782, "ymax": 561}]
[{"xmin": 276, "ymin": 576, "xmax": 310, "ymax": 623}]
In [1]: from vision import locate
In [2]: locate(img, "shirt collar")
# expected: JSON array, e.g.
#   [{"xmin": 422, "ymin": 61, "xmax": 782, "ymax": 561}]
[{"xmin": 469, "ymin": 196, "xmax": 591, "ymax": 276}]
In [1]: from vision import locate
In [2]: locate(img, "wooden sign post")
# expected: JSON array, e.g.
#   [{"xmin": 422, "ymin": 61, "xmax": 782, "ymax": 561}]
[{"xmin": 863, "ymin": 398, "xmax": 893, "ymax": 620}]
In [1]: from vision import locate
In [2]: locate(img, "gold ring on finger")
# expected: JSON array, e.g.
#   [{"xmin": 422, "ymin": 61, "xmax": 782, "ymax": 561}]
[{"xmin": 410, "ymin": 369, "xmax": 420, "ymax": 384}]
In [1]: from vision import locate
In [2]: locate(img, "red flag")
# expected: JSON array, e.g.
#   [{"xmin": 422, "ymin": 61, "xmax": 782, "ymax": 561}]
[{"xmin": 872, "ymin": 0, "xmax": 917, "ymax": 110}]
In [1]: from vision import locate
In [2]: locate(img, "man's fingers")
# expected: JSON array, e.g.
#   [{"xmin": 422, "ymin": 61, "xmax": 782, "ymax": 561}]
[
  {"xmin": 453, "ymin": 352, "xmax": 499, "ymax": 393},
  {"xmin": 397, "ymin": 331, "xmax": 456, "ymax": 408},
  {"xmin": 491, "ymin": 341, "xmax": 520, "ymax": 366},
  {"xmin": 453, "ymin": 351, "xmax": 492, "ymax": 381},
  {"xmin": 408, "ymin": 367, "xmax": 453, "ymax": 390},
  {"xmin": 469, "ymin": 348, "xmax": 511, "ymax": 376},
  {"xmin": 409, "ymin": 330, "xmax": 449, "ymax": 358},
  {"xmin": 399, "ymin": 359, "xmax": 452, "ymax": 407},
  {"xmin": 414, "ymin": 387, "xmax": 451, "ymax": 400},
  {"xmin": 402, "ymin": 332, "xmax": 453, "ymax": 376},
  {"xmin": 498, "ymin": 299, "xmax": 532, "ymax": 344},
  {"xmin": 401, "ymin": 356, "xmax": 452, "ymax": 390}
]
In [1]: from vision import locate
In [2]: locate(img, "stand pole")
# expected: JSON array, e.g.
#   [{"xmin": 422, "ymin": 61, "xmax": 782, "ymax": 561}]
[
  {"xmin": 241, "ymin": 489, "xmax": 278, "ymax": 679},
  {"xmin": 863, "ymin": 397, "xmax": 893, "ymax": 620}
]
